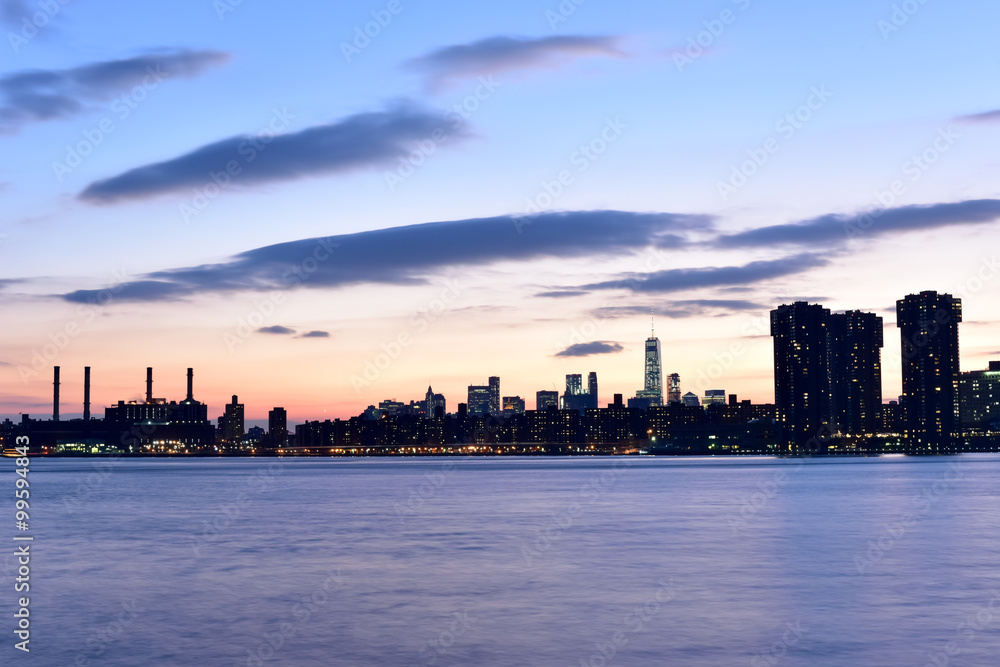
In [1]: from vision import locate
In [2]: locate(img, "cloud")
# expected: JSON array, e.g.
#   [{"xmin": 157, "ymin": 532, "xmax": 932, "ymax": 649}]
[
  {"xmin": 955, "ymin": 110, "xmax": 1000, "ymax": 124},
  {"xmin": 258, "ymin": 325, "xmax": 295, "ymax": 335},
  {"xmin": 298, "ymin": 331, "xmax": 330, "ymax": 338},
  {"xmin": 714, "ymin": 200, "xmax": 1000, "ymax": 249},
  {"xmin": 583, "ymin": 253, "xmax": 828, "ymax": 294},
  {"xmin": 79, "ymin": 103, "xmax": 465, "ymax": 203},
  {"xmin": 63, "ymin": 280, "xmax": 188, "ymax": 304},
  {"xmin": 408, "ymin": 35, "xmax": 625, "ymax": 91},
  {"xmin": 57, "ymin": 210, "xmax": 706, "ymax": 303},
  {"xmin": 0, "ymin": 50, "xmax": 229, "ymax": 134},
  {"xmin": 0, "ymin": 361, "xmax": 11, "ymax": 367},
  {"xmin": 536, "ymin": 290, "xmax": 589, "ymax": 298},
  {"xmin": 0, "ymin": 277, "xmax": 26, "ymax": 294},
  {"xmin": 555, "ymin": 341, "xmax": 624, "ymax": 357},
  {"xmin": 593, "ymin": 300, "xmax": 767, "ymax": 320}
]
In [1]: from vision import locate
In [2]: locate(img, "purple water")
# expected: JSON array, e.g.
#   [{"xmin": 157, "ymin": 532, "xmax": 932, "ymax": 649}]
[{"xmin": 2, "ymin": 455, "xmax": 999, "ymax": 665}]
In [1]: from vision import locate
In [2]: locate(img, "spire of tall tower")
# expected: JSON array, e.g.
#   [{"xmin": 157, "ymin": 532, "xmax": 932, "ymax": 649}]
[{"xmin": 651, "ymin": 308, "xmax": 655, "ymax": 338}]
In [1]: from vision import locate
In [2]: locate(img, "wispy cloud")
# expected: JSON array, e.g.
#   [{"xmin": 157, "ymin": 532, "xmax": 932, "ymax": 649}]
[
  {"xmin": 79, "ymin": 103, "xmax": 467, "ymax": 203},
  {"xmin": 298, "ymin": 331, "xmax": 330, "ymax": 339},
  {"xmin": 582, "ymin": 253, "xmax": 828, "ymax": 294},
  {"xmin": 536, "ymin": 290, "xmax": 590, "ymax": 299},
  {"xmin": 593, "ymin": 300, "xmax": 766, "ymax": 320},
  {"xmin": 407, "ymin": 35, "xmax": 626, "ymax": 91},
  {"xmin": 0, "ymin": 50, "xmax": 230, "ymax": 134},
  {"xmin": 59, "ymin": 210, "xmax": 704, "ymax": 303},
  {"xmin": 714, "ymin": 200, "xmax": 1000, "ymax": 249},
  {"xmin": 555, "ymin": 341, "xmax": 624, "ymax": 357},
  {"xmin": 955, "ymin": 109, "xmax": 1000, "ymax": 124}
]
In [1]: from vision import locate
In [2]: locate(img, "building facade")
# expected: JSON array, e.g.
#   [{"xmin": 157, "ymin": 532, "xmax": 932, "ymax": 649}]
[{"xmin": 897, "ymin": 291, "xmax": 962, "ymax": 450}]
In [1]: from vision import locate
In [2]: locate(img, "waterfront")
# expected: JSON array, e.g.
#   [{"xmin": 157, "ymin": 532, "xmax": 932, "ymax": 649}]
[{"xmin": 3, "ymin": 455, "xmax": 1000, "ymax": 665}]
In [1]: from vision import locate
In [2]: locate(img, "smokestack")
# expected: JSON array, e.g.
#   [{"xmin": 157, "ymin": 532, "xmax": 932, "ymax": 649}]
[
  {"xmin": 146, "ymin": 367, "xmax": 153, "ymax": 404},
  {"xmin": 186, "ymin": 368, "xmax": 194, "ymax": 401},
  {"xmin": 53, "ymin": 366, "xmax": 60, "ymax": 421},
  {"xmin": 83, "ymin": 367, "xmax": 91, "ymax": 421}
]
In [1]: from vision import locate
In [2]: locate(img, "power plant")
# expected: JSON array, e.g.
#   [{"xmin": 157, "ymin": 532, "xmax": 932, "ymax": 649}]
[{"xmin": 5, "ymin": 366, "xmax": 215, "ymax": 453}]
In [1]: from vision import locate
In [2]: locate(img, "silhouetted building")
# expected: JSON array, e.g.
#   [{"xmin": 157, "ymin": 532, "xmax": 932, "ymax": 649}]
[
  {"xmin": 959, "ymin": 361, "xmax": 1000, "ymax": 430},
  {"xmin": 563, "ymin": 372, "xmax": 597, "ymax": 411},
  {"xmin": 565, "ymin": 374, "xmax": 583, "ymax": 397},
  {"xmin": 268, "ymin": 407, "xmax": 288, "ymax": 447},
  {"xmin": 703, "ymin": 389, "xmax": 726, "ymax": 407},
  {"xmin": 222, "ymin": 395, "xmax": 245, "ymax": 447},
  {"xmin": 771, "ymin": 302, "xmax": 832, "ymax": 451},
  {"xmin": 628, "ymin": 396, "xmax": 653, "ymax": 411},
  {"xmin": 105, "ymin": 367, "xmax": 214, "ymax": 452},
  {"xmin": 467, "ymin": 385, "xmax": 491, "ymax": 416},
  {"xmin": 536, "ymin": 390, "xmax": 559, "ymax": 411},
  {"xmin": 682, "ymin": 392, "xmax": 700, "ymax": 408},
  {"xmin": 897, "ymin": 291, "xmax": 962, "ymax": 450},
  {"xmin": 667, "ymin": 373, "xmax": 681, "ymax": 404},
  {"xmin": 425, "ymin": 386, "xmax": 446, "ymax": 417},
  {"xmin": 502, "ymin": 396, "xmax": 526, "ymax": 416},
  {"xmin": 882, "ymin": 400, "xmax": 903, "ymax": 433},
  {"xmin": 488, "ymin": 377, "xmax": 501, "ymax": 416},
  {"xmin": 379, "ymin": 399, "xmax": 406, "ymax": 416},
  {"xmin": 828, "ymin": 310, "xmax": 884, "ymax": 436},
  {"xmin": 636, "ymin": 315, "xmax": 663, "ymax": 406}
]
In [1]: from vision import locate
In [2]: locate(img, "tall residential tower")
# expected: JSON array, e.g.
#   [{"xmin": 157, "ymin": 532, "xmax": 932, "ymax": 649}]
[
  {"xmin": 897, "ymin": 291, "xmax": 962, "ymax": 450},
  {"xmin": 770, "ymin": 302, "xmax": 832, "ymax": 451}
]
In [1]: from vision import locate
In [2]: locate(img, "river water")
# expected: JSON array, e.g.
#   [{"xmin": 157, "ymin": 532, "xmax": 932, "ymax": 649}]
[{"xmin": 2, "ymin": 455, "xmax": 999, "ymax": 665}]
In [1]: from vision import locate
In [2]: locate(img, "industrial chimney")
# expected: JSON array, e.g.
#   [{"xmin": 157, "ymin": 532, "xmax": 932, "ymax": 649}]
[
  {"xmin": 186, "ymin": 368, "xmax": 194, "ymax": 402},
  {"xmin": 83, "ymin": 366, "xmax": 91, "ymax": 421},
  {"xmin": 53, "ymin": 366, "xmax": 61, "ymax": 421},
  {"xmin": 146, "ymin": 367, "xmax": 153, "ymax": 404}
]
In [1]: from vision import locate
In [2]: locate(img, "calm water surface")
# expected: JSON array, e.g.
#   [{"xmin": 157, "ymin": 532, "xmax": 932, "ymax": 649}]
[{"xmin": 2, "ymin": 455, "xmax": 1000, "ymax": 665}]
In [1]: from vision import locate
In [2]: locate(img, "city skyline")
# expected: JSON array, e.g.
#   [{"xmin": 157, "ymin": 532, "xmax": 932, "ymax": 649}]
[
  {"xmin": 2, "ymin": 1, "xmax": 1000, "ymax": 422},
  {"xmin": 14, "ymin": 289, "xmax": 996, "ymax": 434}
]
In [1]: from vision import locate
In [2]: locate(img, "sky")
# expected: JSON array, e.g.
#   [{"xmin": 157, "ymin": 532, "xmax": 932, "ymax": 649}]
[{"xmin": 1, "ymin": 0, "xmax": 999, "ymax": 425}]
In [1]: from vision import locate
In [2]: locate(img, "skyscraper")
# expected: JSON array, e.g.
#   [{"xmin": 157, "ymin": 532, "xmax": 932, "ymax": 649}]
[
  {"xmin": 667, "ymin": 373, "xmax": 681, "ymax": 404},
  {"xmin": 563, "ymin": 373, "xmax": 596, "ymax": 412},
  {"xmin": 536, "ymin": 390, "xmax": 559, "ymax": 411},
  {"xmin": 467, "ymin": 385, "xmax": 491, "ymax": 416},
  {"xmin": 771, "ymin": 302, "xmax": 833, "ymax": 451},
  {"xmin": 828, "ymin": 310, "xmax": 884, "ymax": 436},
  {"xmin": 897, "ymin": 291, "xmax": 963, "ymax": 450},
  {"xmin": 636, "ymin": 313, "xmax": 663, "ymax": 406},
  {"xmin": 425, "ymin": 386, "xmax": 446, "ymax": 417},
  {"xmin": 488, "ymin": 376, "xmax": 501, "ymax": 416}
]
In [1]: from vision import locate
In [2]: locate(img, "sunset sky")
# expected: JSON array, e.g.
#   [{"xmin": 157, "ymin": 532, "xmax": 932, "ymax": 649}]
[{"xmin": 1, "ymin": 0, "xmax": 999, "ymax": 424}]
